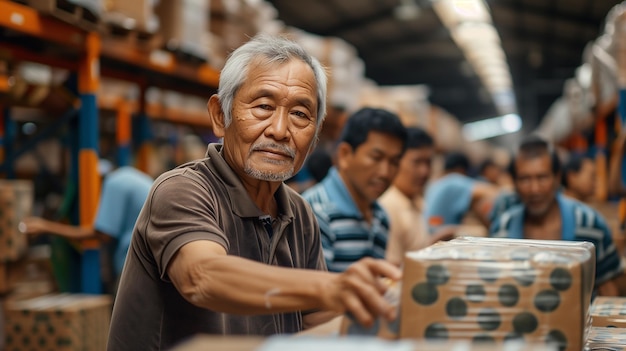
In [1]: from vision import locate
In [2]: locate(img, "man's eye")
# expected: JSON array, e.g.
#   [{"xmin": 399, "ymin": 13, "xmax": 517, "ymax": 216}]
[
  {"xmin": 258, "ymin": 104, "xmax": 272, "ymax": 110},
  {"xmin": 293, "ymin": 111, "xmax": 308, "ymax": 118}
]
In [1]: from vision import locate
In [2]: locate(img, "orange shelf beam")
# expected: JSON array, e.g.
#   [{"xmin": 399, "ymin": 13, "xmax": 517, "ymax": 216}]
[
  {"xmin": 0, "ymin": 0, "xmax": 86, "ymax": 50},
  {"xmin": 0, "ymin": 74, "xmax": 11, "ymax": 93},
  {"xmin": 101, "ymin": 37, "xmax": 220, "ymax": 88}
]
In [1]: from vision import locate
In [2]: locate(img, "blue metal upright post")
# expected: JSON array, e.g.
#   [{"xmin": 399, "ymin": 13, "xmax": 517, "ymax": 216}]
[{"xmin": 78, "ymin": 32, "xmax": 102, "ymax": 294}]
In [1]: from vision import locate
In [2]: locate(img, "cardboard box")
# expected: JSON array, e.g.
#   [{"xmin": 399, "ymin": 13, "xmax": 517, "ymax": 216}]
[
  {"xmin": 400, "ymin": 237, "xmax": 594, "ymax": 351},
  {"xmin": 591, "ymin": 296, "xmax": 626, "ymax": 328},
  {"xmin": 3, "ymin": 245, "xmax": 57, "ymax": 299},
  {"xmin": 5, "ymin": 293, "xmax": 112, "ymax": 351},
  {"xmin": 103, "ymin": 0, "xmax": 158, "ymax": 32},
  {"xmin": 155, "ymin": 0, "xmax": 209, "ymax": 60},
  {"xmin": 585, "ymin": 327, "xmax": 626, "ymax": 351},
  {"xmin": 0, "ymin": 180, "xmax": 33, "ymax": 262},
  {"xmin": 257, "ymin": 337, "xmax": 556, "ymax": 351}
]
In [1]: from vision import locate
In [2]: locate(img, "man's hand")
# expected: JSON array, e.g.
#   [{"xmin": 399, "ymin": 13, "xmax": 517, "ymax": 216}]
[
  {"xmin": 320, "ymin": 258, "xmax": 401, "ymax": 328},
  {"xmin": 19, "ymin": 217, "xmax": 49, "ymax": 235}
]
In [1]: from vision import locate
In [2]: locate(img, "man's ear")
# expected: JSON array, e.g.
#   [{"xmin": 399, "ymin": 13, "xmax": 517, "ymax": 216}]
[
  {"xmin": 208, "ymin": 94, "xmax": 226, "ymax": 138},
  {"xmin": 335, "ymin": 142, "xmax": 353, "ymax": 171}
]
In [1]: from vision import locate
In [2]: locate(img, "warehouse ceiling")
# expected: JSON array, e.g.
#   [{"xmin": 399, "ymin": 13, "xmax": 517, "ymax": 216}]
[{"xmin": 265, "ymin": 0, "xmax": 620, "ymax": 133}]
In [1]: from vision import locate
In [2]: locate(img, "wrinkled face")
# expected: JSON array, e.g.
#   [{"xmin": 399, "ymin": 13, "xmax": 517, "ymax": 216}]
[
  {"xmin": 394, "ymin": 146, "xmax": 433, "ymax": 197},
  {"xmin": 339, "ymin": 131, "xmax": 405, "ymax": 206},
  {"xmin": 568, "ymin": 159, "xmax": 596, "ymax": 199},
  {"xmin": 514, "ymin": 154, "xmax": 559, "ymax": 217},
  {"xmin": 219, "ymin": 59, "xmax": 318, "ymax": 182}
]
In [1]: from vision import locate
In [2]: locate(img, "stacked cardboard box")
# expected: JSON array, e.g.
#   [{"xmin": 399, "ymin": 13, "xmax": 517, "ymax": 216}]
[
  {"xmin": 155, "ymin": 0, "xmax": 209, "ymax": 62},
  {"xmin": 585, "ymin": 327, "xmax": 626, "ymax": 351},
  {"xmin": 591, "ymin": 296, "xmax": 626, "ymax": 328},
  {"xmin": 0, "ymin": 180, "xmax": 33, "ymax": 263},
  {"xmin": 102, "ymin": 0, "xmax": 159, "ymax": 33},
  {"xmin": 4, "ymin": 293, "xmax": 112, "ymax": 351}
]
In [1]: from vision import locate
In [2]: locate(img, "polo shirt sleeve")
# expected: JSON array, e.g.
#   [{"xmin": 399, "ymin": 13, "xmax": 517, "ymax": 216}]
[{"xmin": 145, "ymin": 174, "xmax": 228, "ymax": 280}]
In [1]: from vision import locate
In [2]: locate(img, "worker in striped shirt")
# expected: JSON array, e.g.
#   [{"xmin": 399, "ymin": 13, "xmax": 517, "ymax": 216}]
[
  {"xmin": 302, "ymin": 107, "xmax": 407, "ymax": 272},
  {"xmin": 490, "ymin": 135, "xmax": 623, "ymax": 296}
]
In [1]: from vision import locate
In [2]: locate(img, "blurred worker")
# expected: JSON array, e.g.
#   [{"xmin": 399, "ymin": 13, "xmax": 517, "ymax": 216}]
[
  {"xmin": 303, "ymin": 107, "xmax": 407, "ymax": 272},
  {"xmin": 21, "ymin": 164, "xmax": 154, "ymax": 290},
  {"xmin": 379, "ymin": 127, "xmax": 453, "ymax": 265},
  {"xmin": 491, "ymin": 135, "xmax": 622, "ymax": 296},
  {"xmin": 562, "ymin": 154, "xmax": 596, "ymax": 202},
  {"xmin": 423, "ymin": 152, "xmax": 500, "ymax": 234},
  {"xmin": 478, "ymin": 158, "xmax": 503, "ymax": 185}
]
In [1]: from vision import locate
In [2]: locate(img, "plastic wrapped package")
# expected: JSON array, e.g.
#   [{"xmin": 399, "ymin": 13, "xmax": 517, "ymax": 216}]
[
  {"xmin": 339, "ymin": 279, "xmax": 401, "ymax": 339},
  {"xmin": 590, "ymin": 297, "xmax": 626, "ymax": 328},
  {"xmin": 400, "ymin": 237, "xmax": 595, "ymax": 351},
  {"xmin": 584, "ymin": 327, "xmax": 626, "ymax": 351}
]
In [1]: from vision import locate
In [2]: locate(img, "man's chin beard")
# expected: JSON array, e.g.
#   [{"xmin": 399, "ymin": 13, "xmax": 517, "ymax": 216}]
[{"xmin": 245, "ymin": 167, "xmax": 294, "ymax": 182}]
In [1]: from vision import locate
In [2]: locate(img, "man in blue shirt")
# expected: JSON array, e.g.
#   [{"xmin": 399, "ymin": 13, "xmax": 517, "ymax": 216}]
[
  {"xmin": 423, "ymin": 152, "xmax": 499, "ymax": 234},
  {"xmin": 490, "ymin": 135, "xmax": 623, "ymax": 296},
  {"xmin": 302, "ymin": 107, "xmax": 407, "ymax": 272},
  {"xmin": 21, "ymin": 166, "xmax": 153, "ymax": 287}
]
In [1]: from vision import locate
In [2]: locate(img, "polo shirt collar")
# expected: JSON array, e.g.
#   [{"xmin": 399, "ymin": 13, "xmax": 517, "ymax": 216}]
[
  {"xmin": 206, "ymin": 143, "xmax": 294, "ymax": 220},
  {"xmin": 510, "ymin": 192, "xmax": 574, "ymax": 240},
  {"xmin": 322, "ymin": 167, "xmax": 382, "ymax": 218}
]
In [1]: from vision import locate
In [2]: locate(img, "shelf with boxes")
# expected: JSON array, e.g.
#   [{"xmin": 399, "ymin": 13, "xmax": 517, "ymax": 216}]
[{"xmin": 0, "ymin": 0, "xmax": 220, "ymax": 295}]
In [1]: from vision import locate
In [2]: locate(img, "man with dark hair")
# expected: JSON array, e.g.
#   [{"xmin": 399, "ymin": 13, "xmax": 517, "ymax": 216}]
[
  {"xmin": 562, "ymin": 155, "xmax": 596, "ymax": 202},
  {"xmin": 303, "ymin": 107, "xmax": 407, "ymax": 272},
  {"xmin": 478, "ymin": 158, "xmax": 502, "ymax": 185},
  {"xmin": 490, "ymin": 135, "xmax": 622, "ymax": 296},
  {"xmin": 423, "ymin": 151, "xmax": 499, "ymax": 234},
  {"xmin": 379, "ymin": 127, "xmax": 453, "ymax": 265}
]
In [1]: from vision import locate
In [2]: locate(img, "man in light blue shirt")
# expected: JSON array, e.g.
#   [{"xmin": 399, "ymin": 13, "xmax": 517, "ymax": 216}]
[
  {"xmin": 423, "ymin": 152, "xmax": 499, "ymax": 234},
  {"xmin": 22, "ymin": 166, "xmax": 153, "ymax": 287}
]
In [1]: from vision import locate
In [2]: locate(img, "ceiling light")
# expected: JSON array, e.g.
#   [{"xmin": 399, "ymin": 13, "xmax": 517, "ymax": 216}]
[
  {"xmin": 394, "ymin": 0, "xmax": 421, "ymax": 21},
  {"xmin": 462, "ymin": 113, "xmax": 522, "ymax": 141}
]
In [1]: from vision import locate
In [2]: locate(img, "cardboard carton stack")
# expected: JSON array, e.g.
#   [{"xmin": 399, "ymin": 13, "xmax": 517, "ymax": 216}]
[
  {"xmin": 585, "ymin": 327, "xmax": 626, "ymax": 351},
  {"xmin": 102, "ymin": 0, "xmax": 159, "ymax": 34},
  {"xmin": 0, "ymin": 180, "xmax": 34, "ymax": 294},
  {"xmin": 155, "ymin": 0, "xmax": 210, "ymax": 62},
  {"xmin": 4, "ymin": 293, "xmax": 112, "ymax": 351},
  {"xmin": 590, "ymin": 296, "xmax": 626, "ymax": 328}
]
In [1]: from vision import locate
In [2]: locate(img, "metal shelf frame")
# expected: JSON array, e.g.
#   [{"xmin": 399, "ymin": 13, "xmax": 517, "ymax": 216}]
[{"xmin": 0, "ymin": 0, "xmax": 218, "ymax": 293}]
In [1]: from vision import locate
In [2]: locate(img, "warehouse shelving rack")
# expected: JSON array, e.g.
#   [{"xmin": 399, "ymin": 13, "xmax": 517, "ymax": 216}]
[{"xmin": 0, "ymin": 0, "xmax": 218, "ymax": 293}]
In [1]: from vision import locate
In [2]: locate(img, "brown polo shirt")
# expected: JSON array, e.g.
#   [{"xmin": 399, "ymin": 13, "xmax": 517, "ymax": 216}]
[{"xmin": 108, "ymin": 144, "xmax": 325, "ymax": 351}]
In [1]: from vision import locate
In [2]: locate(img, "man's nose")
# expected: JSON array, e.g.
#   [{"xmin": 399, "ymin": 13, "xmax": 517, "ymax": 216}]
[{"xmin": 265, "ymin": 109, "xmax": 290, "ymax": 141}]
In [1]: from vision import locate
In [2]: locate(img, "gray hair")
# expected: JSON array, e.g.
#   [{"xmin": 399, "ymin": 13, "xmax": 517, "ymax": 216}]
[{"xmin": 217, "ymin": 34, "xmax": 328, "ymax": 129}]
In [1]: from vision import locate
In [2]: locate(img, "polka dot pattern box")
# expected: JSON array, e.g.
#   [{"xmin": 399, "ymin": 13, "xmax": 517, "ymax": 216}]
[
  {"xmin": 5, "ymin": 293, "xmax": 112, "ymax": 351},
  {"xmin": 400, "ymin": 237, "xmax": 595, "ymax": 351}
]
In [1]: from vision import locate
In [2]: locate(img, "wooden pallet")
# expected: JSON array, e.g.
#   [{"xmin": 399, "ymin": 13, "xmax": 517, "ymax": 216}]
[{"xmin": 14, "ymin": 0, "xmax": 100, "ymax": 32}]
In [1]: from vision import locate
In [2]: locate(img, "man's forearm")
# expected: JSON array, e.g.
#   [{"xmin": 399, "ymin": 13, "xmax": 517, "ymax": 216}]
[
  {"xmin": 177, "ymin": 254, "xmax": 334, "ymax": 315},
  {"xmin": 39, "ymin": 220, "xmax": 95, "ymax": 240}
]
